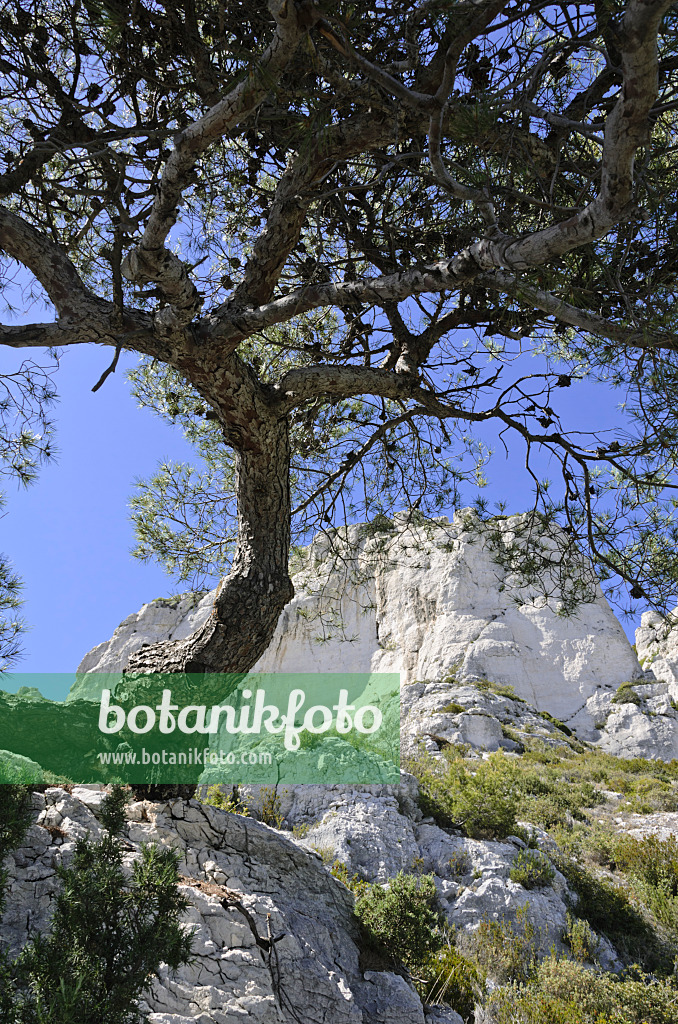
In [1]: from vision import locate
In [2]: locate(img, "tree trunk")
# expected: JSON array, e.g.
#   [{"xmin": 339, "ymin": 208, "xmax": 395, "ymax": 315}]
[{"xmin": 123, "ymin": 416, "xmax": 293, "ymax": 703}]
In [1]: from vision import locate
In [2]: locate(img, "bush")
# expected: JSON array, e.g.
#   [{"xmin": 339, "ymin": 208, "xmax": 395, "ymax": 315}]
[
  {"xmin": 330, "ymin": 860, "xmax": 368, "ymax": 895},
  {"xmin": 611, "ymin": 683, "xmax": 642, "ymax": 706},
  {"xmin": 611, "ymin": 833, "xmax": 678, "ymax": 932},
  {"xmin": 459, "ymin": 905, "xmax": 541, "ymax": 986},
  {"xmin": 421, "ymin": 940, "xmax": 482, "ymax": 1022},
  {"xmin": 199, "ymin": 784, "xmax": 250, "ymax": 816},
  {"xmin": 439, "ymin": 703, "xmax": 466, "ymax": 715},
  {"xmin": 354, "ymin": 871, "xmax": 443, "ymax": 969},
  {"xmin": 409, "ymin": 749, "xmax": 519, "ymax": 840},
  {"xmin": 474, "ymin": 679, "xmax": 526, "ymax": 702},
  {"xmin": 3, "ymin": 785, "xmax": 194, "ymax": 1023},
  {"xmin": 487, "ymin": 956, "xmax": 678, "ymax": 1024},
  {"xmin": 257, "ymin": 786, "xmax": 284, "ymax": 828},
  {"xmin": 409, "ymin": 740, "xmax": 613, "ymax": 838},
  {"xmin": 0, "ymin": 785, "xmax": 32, "ymax": 865},
  {"xmin": 612, "ymin": 833, "xmax": 678, "ymax": 895},
  {"xmin": 510, "ymin": 849, "xmax": 555, "ymax": 890},
  {"xmin": 562, "ymin": 912, "xmax": 599, "ymax": 963},
  {"xmin": 0, "ymin": 785, "xmax": 32, "ymax": 1022},
  {"xmin": 555, "ymin": 854, "xmax": 674, "ymax": 974},
  {"xmin": 0, "ymin": 753, "xmax": 42, "ymax": 785},
  {"xmin": 448, "ymin": 850, "xmax": 472, "ymax": 877},
  {"xmin": 539, "ymin": 712, "xmax": 573, "ymax": 736}
]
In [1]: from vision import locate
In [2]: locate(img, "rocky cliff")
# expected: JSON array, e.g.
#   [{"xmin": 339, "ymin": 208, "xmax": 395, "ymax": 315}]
[
  {"xmin": 69, "ymin": 511, "xmax": 642, "ymax": 724},
  {"xmin": 0, "ymin": 775, "xmax": 613, "ymax": 1024},
  {"xmin": 5, "ymin": 514, "xmax": 678, "ymax": 1022}
]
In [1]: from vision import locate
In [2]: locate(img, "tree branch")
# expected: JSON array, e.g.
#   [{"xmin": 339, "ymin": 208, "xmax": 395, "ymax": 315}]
[
  {"xmin": 122, "ymin": 0, "xmax": 309, "ymax": 327},
  {"xmin": 207, "ymin": 239, "xmax": 517, "ymax": 349},
  {"xmin": 0, "ymin": 207, "xmax": 160, "ymax": 356},
  {"xmin": 495, "ymin": 0, "xmax": 674, "ymax": 269},
  {"xmin": 232, "ymin": 113, "xmax": 396, "ymax": 308},
  {"xmin": 479, "ymin": 270, "xmax": 678, "ymax": 352},
  {"xmin": 272, "ymin": 362, "xmax": 495, "ymax": 419},
  {"xmin": 0, "ymin": 206, "xmax": 96, "ymax": 320},
  {"xmin": 316, "ymin": 0, "xmax": 508, "ymax": 110}
]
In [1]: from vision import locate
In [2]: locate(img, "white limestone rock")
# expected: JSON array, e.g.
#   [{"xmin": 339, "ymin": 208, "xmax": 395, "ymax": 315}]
[
  {"xmin": 238, "ymin": 776, "xmax": 421, "ymax": 830},
  {"xmin": 69, "ymin": 511, "xmax": 641, "ymax": 720},
  {"xmin": 567, "ymin": 609, "xmax": 678, "ymax": 759},
  {"xmin": 297, "ymin": 795, "xmax": 422, "ymax": 883},
  {"xmin": 592, "ymin": 688, "xmax": 678, "ymax": 760},
  {"xmin": 2, "ymin": 780, "xmax": 628, "ymax": 1020},
  {"xmin": 401, "ymin": 679, "xmax": 575, "ymax": 758},
  {"xmin": 614, "ymin": 811, "xmax": 678, "ymax": 840},
  {"xmin": 1, "ymin": 788, "xmax": 430, "ymax": 1024},
  {"xmin": 68, "ymin": 591, "xmax": 214, "ymax": 700},
  {"xmin": 291, "ymin": 787, "xmax": 620, "ymax": 973},
  {"xmin": 636, "ymin": 609, "xmax": 678, "ymax": 693}
]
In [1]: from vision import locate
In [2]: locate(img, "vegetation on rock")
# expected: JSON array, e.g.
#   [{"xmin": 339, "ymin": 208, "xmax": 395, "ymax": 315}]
[{"xmin": 0, "ymin": 785, "xmax": 193, "ymax": 1023}]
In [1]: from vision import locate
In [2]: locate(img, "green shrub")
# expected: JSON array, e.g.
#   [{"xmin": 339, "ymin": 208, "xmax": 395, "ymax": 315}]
[
  {"xmin": 474, "ymin": 679, "xmax": 526, "ymax": 702},
  {"xmin": 0, "ymin": 753, "xmax": 43, "ymax": 785},
  {"xmin": 448, "ymin": 850, "xmax": 472, "ymax": 877},
  {"xmin": 0, "ymin": 785, "xmax": 32, "ymax": 1022},
  {"xmin": 359, "ymin": 514, "xmax": 395, "ymax": 537},
  {"xmin": 439, "ymin": 703, "xmax": 466, "ymax": 716},
  {"xmin": 556, "ymin": 854, "xmax": 674, "ymax": 974},
  {"xmin": 611, "ymin": 683, "xmax": 642, "ymax": 706},
  {"xmin": 199, "ymin": 784, "xmax": 250, "ymax": 816},
  {"xmin": 354, "ymin": 871, "xmax": 442, "ymax": 969},
  {"xmin": 622, "ymin": 778, "xmax": 678, "ymax": 813},
  {"xmin": 562, "ymin": 912, "xmax": 599, "ymax": 963},
  {"xmin": 330, "ymin": 860, "xmax": 367, "ymax": 895},
  {"xmin": 460, "ymin": 905, "xmax": 540, "ymax": 985},
  {"xmin": 488, "ymin": 956, "xmax": 678, "ymax": 1024},
  {"xmin": 409, "ymin": 748, "xmax": 519, "ymax": 840},
  {"xmin": 612, "ymin": 834, "xmax": 678, "ymax": 895},
  {"xmin": 610, "ymin": 833, "xmax": 678, "ymax": 932},
  {"xmin": 4, "ymin": 785, "xmax": 194, "ymax": 1023},
  {"xmin": 510, "ymin": 849, "xmax": 555, "ymax": 890},
  {"xmin": 421, "ymin": 940, "xmax": 482, "ymax": 1021},
  {"xmin": 257, "ymin": 786, "xmax": 284, "ymax": 828},
  {"xmin": 0, "ymin": 785, "xmax": 32, "ymax": 865},
  {"xmin": 500, "ymin": 724, "xmax": 524, "ymax": 747}
]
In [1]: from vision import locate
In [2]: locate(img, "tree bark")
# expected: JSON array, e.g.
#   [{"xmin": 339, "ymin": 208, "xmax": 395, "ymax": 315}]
[{"xmin": 123, "ymin": 414, "xmax": 293, "ymax": 699}]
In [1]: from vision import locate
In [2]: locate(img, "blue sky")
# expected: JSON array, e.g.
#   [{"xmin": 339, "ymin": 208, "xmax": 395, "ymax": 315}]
[
  {"xmin": 0, "ymin": 342, "xmax": 198, "ymax": 693},
  {"xmin": 0, "ymin": 272, "xmax": 642, "ymax": 701}
]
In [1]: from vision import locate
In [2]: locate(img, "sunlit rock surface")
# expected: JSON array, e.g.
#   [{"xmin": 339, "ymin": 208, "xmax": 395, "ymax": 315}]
[
  {"xmin": 69, "ymin": 511, "xmax": 641, "ymax": 721},
  {"xmin": 1, "ymin": 787, "xmax": 450, "ymax": 1024},
  {"xmin": 1, "ymin": 784, "xmax": 621, "ymax": 1023}
]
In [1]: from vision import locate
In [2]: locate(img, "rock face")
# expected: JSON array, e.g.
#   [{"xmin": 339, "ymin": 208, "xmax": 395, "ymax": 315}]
[
  {"xmin": 636, "ymin": 610, "xmax": 678, "ymax": 688},
  {"xmin": 69, "ymin": 511, "xmax": 641, "ymax": 721},
  {"xmin": 69, "ymin": 591, "xmax": 214, "ymax": 701},
  {"xmin": 3, "ymin": 786, "xmax": 453, "ymax": 1024},
  {"xmin": 576, "ymin": 608, "xmax": 678, "ymax": 759},
  {"xmin": 581, "ymin": 681, "xmax": 678, "ymax": 760},
  {"xmin": 1, "ymin": 782, "xmax": 621, "ymax": 1023}
]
